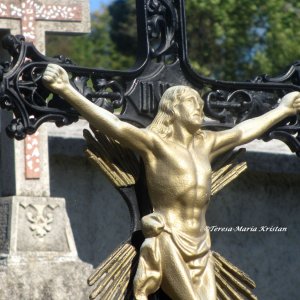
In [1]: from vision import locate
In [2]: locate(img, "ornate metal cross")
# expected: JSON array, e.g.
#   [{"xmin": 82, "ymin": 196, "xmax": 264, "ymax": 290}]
[
  {"xmin": 0, "ymin": 0, "xmax": 299, "ymax": 152},
  {"xmin": 1, "ymin": 1, "xmax": 299, "ymax": 299}
]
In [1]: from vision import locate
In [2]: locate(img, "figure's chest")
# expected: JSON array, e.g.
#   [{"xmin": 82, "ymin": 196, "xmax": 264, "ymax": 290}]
[
  {"xmin": 147, "ymin": 144, "xmax": 212, "ymax": 185},
  {"xmin": 189, "ymin": 149, "xmax": 212, "ymax": 185}
]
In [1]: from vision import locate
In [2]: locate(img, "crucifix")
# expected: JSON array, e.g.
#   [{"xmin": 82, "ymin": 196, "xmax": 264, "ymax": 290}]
[{"xmin": 0, "ymin": 0, "xmax": 299, "ymax": 299}]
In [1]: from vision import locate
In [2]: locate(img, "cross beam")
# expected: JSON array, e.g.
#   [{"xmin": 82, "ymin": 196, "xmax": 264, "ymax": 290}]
[
  {"xmin": 0, "ymin": 0, "xmax": 87, "ymax": 180},
  {"xmin": 0, "ymin": 0, "xmax": 299, "ymax": 155},
  {"xmin": 0, "ymin": 1, "xmax": 81, "ymax": 42}
]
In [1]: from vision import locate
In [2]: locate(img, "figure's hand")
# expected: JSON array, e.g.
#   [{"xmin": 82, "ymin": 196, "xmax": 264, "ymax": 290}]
[
  {"xmin": 279, "ymin": 91, "xmax": 300, "ymax": 115},
  {"xmin": 42, "ymin": 64, "xmax": 70, "ymax": 94}
]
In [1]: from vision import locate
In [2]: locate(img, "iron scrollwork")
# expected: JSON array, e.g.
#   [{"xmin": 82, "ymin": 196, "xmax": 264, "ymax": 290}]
[
  {"xmin": 0, "ymin": 35, "xmax": 125, "ymax": 140},
  {"xmin": 203, "ymin": 61, "xmax": 300, "ymax": 155},
  {"xmin": 0, "ymin": 0, "xmax": 300, "ymax": 155},
  {"xmin": 147, "ymin": 0, "xmax": 178, "ymax": 59}
]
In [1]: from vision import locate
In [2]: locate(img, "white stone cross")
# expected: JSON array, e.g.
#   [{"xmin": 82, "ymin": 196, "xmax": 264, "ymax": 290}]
[
  {"xmin": 0, "ymin": 0, "xmax": 90, "ymax": 194},
  {"xmin": 0, "ymin": 1, "xmax": 82, "ymax": 44}
]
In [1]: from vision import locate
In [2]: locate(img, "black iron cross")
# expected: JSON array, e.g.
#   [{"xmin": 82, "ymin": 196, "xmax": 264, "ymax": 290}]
[{"xmin": 0, "ymin": 0, "xmax": 300, "ymax": 154}]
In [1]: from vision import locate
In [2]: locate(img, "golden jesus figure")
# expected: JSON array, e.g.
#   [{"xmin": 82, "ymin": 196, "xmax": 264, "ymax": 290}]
[{"xmin": 43, "ymin": 64, "xmax": 300, "ymax": 300}]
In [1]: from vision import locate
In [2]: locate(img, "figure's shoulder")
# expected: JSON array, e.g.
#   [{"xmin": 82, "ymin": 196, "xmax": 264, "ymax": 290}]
[
  {"xmin": 202, "ymin": 130, "xmax": 214, "ymax": 137},
  {"xmin": 141, "ymin": 128, "xmax": 161, "ymax": 143},
  {"xmin": 201, "ymin": 130, "xmax": 216, "ymax": 143},
  {"xmin": 189, "ymin": 130, "xmax": 213, "ymax": 153},
  {"xmin": 139, "ymin": 128, "xmax": 167, "ymax": 154}
]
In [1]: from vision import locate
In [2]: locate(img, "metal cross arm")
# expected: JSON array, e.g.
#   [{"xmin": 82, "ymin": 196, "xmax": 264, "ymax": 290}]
[{"xmin": 0, "ymin": 0, "xmax": 299, "ymax": 154}]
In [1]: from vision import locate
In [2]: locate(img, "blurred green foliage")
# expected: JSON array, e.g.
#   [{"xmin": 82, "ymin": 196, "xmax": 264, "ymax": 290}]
[
  {"xmin": 46, "ymin": 0, "xmax": 300, "ymax": 81},
  {"xmin": 46, "ymin": 2, "xmax": 136, "ymax": 70}
]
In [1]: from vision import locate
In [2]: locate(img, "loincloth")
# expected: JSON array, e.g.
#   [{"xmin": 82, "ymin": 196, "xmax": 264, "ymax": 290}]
[{"xmin": 141, "ymin": 212, "xmax": 211, "ymax": 284}]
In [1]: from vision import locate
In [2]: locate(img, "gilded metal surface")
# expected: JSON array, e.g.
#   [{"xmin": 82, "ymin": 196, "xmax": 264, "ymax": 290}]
[
  {"xmin": 43, "ymin": 64, "xmax": 300, "ymax": 299},
  {"xmin": 213, "ymin": 252, "xmax": 257, "ymax": 300},
  {"xmin": 88, "ymin": 243, "xmax": 137, "ymax": 300},
  {"xmin": 211, "ymin": 161, "xmax": 247, "ymax": 196},
  {"xmin": 84, "ymin": 128, "xmax": 139, "ymax": 187}
]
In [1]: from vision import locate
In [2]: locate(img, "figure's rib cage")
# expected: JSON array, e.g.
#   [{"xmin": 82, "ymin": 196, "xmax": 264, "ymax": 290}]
[{"xmin": 84, "ymin": 129, "xmax": 256, "ymax": 300}]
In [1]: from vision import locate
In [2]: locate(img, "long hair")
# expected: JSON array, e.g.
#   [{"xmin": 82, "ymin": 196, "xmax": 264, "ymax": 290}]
[{"xmin": 148, "ymin": 86, "xmax": 204, "ymax": 138}]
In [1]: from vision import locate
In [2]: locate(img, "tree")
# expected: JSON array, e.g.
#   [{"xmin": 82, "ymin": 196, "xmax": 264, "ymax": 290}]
[
  {"xmin": 108, "ymin": 0, "xmax": 137, "ymax": 57},
  {"xmin": 46, "ymin": 0, "xmax": 300, "ymax": 81},
  {"xmin": 185, "ymin": 0, "xmax": 300, "ymax": 80},
  {"xmin": 46, "ymin": 5, "xmax": 135, "ymax": 70}
]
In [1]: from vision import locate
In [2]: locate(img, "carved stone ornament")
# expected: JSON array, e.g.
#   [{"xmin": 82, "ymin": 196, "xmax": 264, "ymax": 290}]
[{"xmin": 20, "ymin": 202, "xmax": 59, "ymax": 238}]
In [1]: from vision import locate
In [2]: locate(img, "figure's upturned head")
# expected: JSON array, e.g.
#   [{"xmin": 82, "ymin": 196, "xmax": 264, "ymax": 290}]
[{"xmin": 148, "ymin": 86, "xmax": 204, "ymax": 137}]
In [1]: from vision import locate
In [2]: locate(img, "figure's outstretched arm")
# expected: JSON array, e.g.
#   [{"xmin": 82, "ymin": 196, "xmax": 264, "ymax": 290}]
[
  {"xmin": 43, "ymin": 64, "xmax": 154, "ymax": 154},
  {"xmin": 209, "ymin": 92, "xmax": 300, "ymax": 160}
]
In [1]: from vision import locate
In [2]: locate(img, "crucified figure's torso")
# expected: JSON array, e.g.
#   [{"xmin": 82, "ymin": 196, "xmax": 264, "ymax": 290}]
[
  {"xmin": 42, "ymin": 64, "xmax": 300, "ymax": 300},
  {"xmin": 136, "ymin": 133, "xmax": 216, "ymax": 300},
  {"xmin": 144, "ymin": 135, "xmax": 212, "ymax": 237}
]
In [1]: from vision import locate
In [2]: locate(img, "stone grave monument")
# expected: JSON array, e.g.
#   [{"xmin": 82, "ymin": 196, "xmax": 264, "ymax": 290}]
[{"xmin": 0, "ymin": 1, "xmax": 93, "ymax": 299}]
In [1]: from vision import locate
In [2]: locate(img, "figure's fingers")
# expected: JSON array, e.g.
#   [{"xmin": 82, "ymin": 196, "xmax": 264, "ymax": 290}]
[
  {"xmin": 42, "ymin": 71, "xmax": 60, "ymax": 83},
  {"xmin": 43, "ymin": 70, "xmax": 58, "ymax": 78},
  {"xmin": 293, "ymin": 99, "xmax": 300, "ymax": 107},
  {"xmin": 45, "ymin": 64, "xmax": 62, "ymax": 76},
  {"xmin": 289, "ymin": 92, "xmax": 300, "ymax": 101},
  {"xmin": 49, "ymin": 64, "xmax": 65, "ymax": 73},
  {"xmin": 57, "ymin": 67, "xmax": 68, "ymax": 78},
  {"xmin": 42, "ymin": 71, "xmax": 54, "ymax": 79},
  {"xmin": 42, "ymin": 72, "xmax": 56, "ymax": 82},
  {"xmin": 47, "ymin": 63, "xmax": 60, "ymax": 70},
  {"xmin": 46, "ymin": 68, "xmax": 60, "ymax": 76},
  {"xmin": 281, "ymin": 92, "xmax": 298, "ymax": 105},
  {"xmin": 42, "ymin": 75, "xmax": 51, "ymax": 82},
  {"xmin": 45, "ymin": 64, "xmax": 57, "ymax": 73}
]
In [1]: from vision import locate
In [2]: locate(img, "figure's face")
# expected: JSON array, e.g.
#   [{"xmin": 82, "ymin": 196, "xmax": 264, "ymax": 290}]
[{"xmin": 174, "ymin": 89, "xmax": 204, "ymax": 131}]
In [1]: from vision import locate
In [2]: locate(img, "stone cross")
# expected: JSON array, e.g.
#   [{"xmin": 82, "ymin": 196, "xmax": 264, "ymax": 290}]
[
  {"xmin": 0, "ymin": 0, "xmax": 90, "ymax": 194},
  {"xmin": 0, "ymin": 0, "xmax": 90, "ymax": 282},
  {"xmin": 0, "ymin": 0, "xmax": 82, "ymax": 52},
  {"xmin": 0, "ymin": 1, "xmax": 82, "ymax": 178}
]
